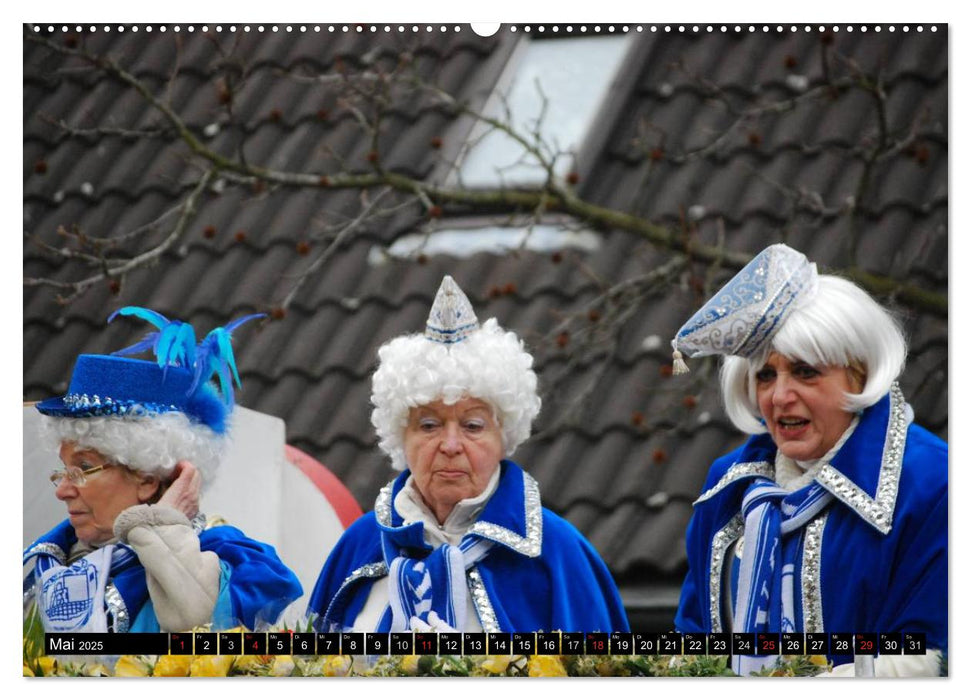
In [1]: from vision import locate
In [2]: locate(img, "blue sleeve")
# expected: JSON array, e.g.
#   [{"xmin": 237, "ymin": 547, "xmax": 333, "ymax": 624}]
[
  {"xmin": 868, "ymin": 430, "xmax": 948, "ymax": 652},
  {"xmin": 307, "ymin": 513, "xmax": 382, "ymax": 629},
  {"xmin": 543, "ymin": 513, "xmax": 630, "ymax": 633},
  {"xmin": 200, "ymin": 526, "xmax": 303, "ymax": 630},
  {"xmin": 674, "ymin": 452, "xmax": 746, "ymax": 634},
  {"xmin": 876, "ymin": 489, "xmax": 948, "ymax": 652},
  {"xmin": 674, "ymin": 508, "xmax": 709, "ymax": 633}
]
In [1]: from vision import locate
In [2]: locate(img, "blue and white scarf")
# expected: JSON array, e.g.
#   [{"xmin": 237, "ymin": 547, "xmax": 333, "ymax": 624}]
[
  {"xmin": 385, "ymin": 536, "xmax": 493, "ymax": 632},
  {"xmin": 732, "ymin": 478, "xmax": 833, "ymax": 676},
  {"xmin": 29, "ymin": 543, "xmax": 141, "ymax": 633}
]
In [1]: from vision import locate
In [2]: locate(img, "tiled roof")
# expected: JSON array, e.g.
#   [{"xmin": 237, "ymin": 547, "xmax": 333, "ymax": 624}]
[{"xmin": 24, "ymin": 24, "xmax": 948, "ymax": 600}]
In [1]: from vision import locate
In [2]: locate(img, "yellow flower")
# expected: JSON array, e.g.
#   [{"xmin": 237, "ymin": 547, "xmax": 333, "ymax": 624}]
[
  {"xmin": 153, "ymin": 655, "xmax": 192, "ymax": 677},
  {"xmin": 114, "ymin": 655, "xmax": 153, "ymax": 677},
  {"xmin": 232, "ymin": 654, "xmax": 272, "ymax": 675},
  {"xmin": 36, "ymin": 657, "xmax": 57, "ymax": 676},
  {"xmin": 479, "ymin": 655, "xmax": 513, "ymax": 674},
  {"xmin": 809, "ymin": 655, "xmax": 830, "ymax": 668},
  {"xmin": 321, "ymin": 655, "xmax": 353, "ymax": 677},
  {"xmin": 23, "ymin": 662, "xmax": 34, "ymax": 677},
  {"xmin": 528, "ymin": 656, "xmax": 568, "ymax": 677},
  {"xmin": 190, "ymin": 655, "xmax": 235, "ymax": 677},
  {"xmin": 398, "ymin": 655, "xmax": 420, "ymax": 675},
  {"xmin": 595, "ymin": 659, "xmax": 619, "ymax": 676},
  {"xmin": 81, "ymin": 663, "xmax": 111, "ymax": 676},
  {"xmin": 269, "ymin": 655, "xmax": 295, "ymax": 676}
]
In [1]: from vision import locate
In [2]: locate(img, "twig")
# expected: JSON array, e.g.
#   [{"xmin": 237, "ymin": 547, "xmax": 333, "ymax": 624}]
[{"xmin": 24, "ymin": 170, "xmax": 216, "ymax": 302}]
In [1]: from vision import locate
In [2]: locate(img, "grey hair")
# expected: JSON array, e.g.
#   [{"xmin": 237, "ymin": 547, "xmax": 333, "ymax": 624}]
[
  {"xmin": 720, "ymin": 275, "xmax": 907, "ymax": 435},
  {"xmin": 41, "ymin": 411, "xmax": 227, "ymax": 489}
]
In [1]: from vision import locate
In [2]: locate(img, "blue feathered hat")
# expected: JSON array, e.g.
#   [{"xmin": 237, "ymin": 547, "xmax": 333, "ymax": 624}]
[{"xmin": 36, "ymin": 307, "xmax": 264, "ymax": 435}]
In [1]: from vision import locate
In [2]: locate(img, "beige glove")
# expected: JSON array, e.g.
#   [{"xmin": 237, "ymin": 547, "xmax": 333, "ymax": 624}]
[{"xmin": 114, "ymin": 504, "xmax": 221, "ymax": 632}]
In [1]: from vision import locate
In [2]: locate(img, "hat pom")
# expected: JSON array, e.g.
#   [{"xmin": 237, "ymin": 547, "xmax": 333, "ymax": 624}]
[
  {"xmin": 672, "ymin": 348, "xmax": 690, "ymax": 375},
  {"xmin": 186, "ymin": 385, "xmax": 229, "ymax": 435}
]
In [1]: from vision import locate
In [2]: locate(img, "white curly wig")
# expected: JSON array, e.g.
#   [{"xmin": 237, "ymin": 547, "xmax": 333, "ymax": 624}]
[
  {"xmin": 371, "ymin": 317, "xmax": 542, "ymax": 471},
  {"xmin": 41, "ymin": 410, "xmax": 228, "ymax": 490}
]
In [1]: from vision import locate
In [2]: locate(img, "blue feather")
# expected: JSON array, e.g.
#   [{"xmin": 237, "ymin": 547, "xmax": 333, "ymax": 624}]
[
  {"xmin": 108, "ymin": 306, "xmax": 171, "ymax": 329},
  {"xmin": 223, "ymin": 313, "xmax": 266, "ymax": 334},
  {"xmin": 174, "ymin": 323, "xmax": 197, "ymax": 367},
  {"xmin": 111, "ymin": 334, "xmax": 160, "ymax": 358},
  {"xmin": 187, "ymin": 313, "xmax": 265, "ymax": 404},
  {"xmin": 108, "ymin": 307, "xmax": 196, "ymax": 370},
  {"xmin": 108, "ymin": 306, "xmax": 263, "ymax": 409}
]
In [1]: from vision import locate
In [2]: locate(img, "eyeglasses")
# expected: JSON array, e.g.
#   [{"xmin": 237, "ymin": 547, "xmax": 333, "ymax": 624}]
[{"xmin": 49, "ymin": 463, "xmax": 110, "ymax": 488}]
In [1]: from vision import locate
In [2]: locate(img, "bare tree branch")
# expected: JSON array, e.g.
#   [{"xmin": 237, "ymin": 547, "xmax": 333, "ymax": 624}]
[
  {"xmin": 25, "ymin": 170, "xmax": 216, "ymax": 303},
  {"xmin": 23, "ymin": 31, "xmax": 946, "ymax": 319}
]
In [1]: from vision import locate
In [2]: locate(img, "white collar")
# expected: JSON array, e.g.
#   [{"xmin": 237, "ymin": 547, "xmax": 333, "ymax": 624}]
[
  {"xmin": 775, "ymin": 415, "xmax": 860, "ymax": 492},
  {"xmin": 394, "ymin": 466, "xmax": 502, "ymax": 547}
]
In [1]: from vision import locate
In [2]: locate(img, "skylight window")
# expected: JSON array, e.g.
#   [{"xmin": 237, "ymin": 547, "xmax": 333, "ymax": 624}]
[
  {"xmin": 456, "ymin": 35, "xmax": 631, "ymax": 188},
  {"xmin": 368, "ymin": 224, "xmax": 601, "ymax": 265}
]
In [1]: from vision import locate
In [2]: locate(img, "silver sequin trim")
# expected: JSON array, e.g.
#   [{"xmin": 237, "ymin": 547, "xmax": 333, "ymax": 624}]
[
  {"xmin": 375, "ymin": 483, "xmax": 394, "ymax": 526},
  {"xmin": 467, "ymin": 565, "xmax": 500, "ymax": 632},
  {"xmin": 468, "ymin": 473, "xmax": 543, "ymax": 558},
  {"xmin": 816, "ymin": 384, "xmax": 908, "ymax": 535},
  {"xmin": 190, "ymin": 512, "xmax": 207, "ymax": 534},
  {"xmin": 24, "ymin": 542, "xmax": 67, "ymax": 564},
  {"xmin": 800, "ymin": 513, "xmax": 828, "ymax": 633},
  {"xmin": 342, "ymin": 562, "xmax": 389, "ymax": 586},
  {"xmin": 694, "ymin": 461, "xmax": 774, "ymax": 505},
  {"xmin": 104, "ymin": 582, "xmax": 130, "ymax": 633},
  {"xmin": 323, "ymin": 561, "xmax": 389, "ymax": 626},
  {"xmin": 708, "ymin": 514, "xmax": 744, "ymax": 633},
  {"xmin": 376, "ymin": 472, "xmax": 544, "ymax": 558}
]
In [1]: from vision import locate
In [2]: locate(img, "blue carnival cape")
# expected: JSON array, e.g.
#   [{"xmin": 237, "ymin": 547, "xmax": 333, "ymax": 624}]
[
  {"xmin": 24, "ymin": 519, "xmax": 302, "ymax": 632},
  {"xmin": 675, "ymin": 385, "xmax": 947, "ymax": 669},
  {"xmin": 308, "ymin": 461, "xmax": 630, "ymax": 633}
]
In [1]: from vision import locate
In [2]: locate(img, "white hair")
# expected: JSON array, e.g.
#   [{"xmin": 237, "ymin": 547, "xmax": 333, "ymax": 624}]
[
  {"xmin": 41, "ymin": 410, "xmax": 227, "ymax": 489},
  {"xmin": 720, "ymin": 275, "xmax": 907, "ymax": 435},
  {"xmin": 370, "ymin": 317, "xmax": 542, "ymax": 471}
]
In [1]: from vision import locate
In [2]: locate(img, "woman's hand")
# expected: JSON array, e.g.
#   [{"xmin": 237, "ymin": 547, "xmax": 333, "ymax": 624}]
[{"xmin": 158, "ymin": 461, "xmax": 202, "ymax": 519}]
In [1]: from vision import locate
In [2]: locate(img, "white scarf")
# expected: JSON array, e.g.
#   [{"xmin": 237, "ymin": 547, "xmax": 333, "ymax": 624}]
[
  {"xmin": 384, "ymin": 469, "xmax": 500, "ymax": 631},
  {"xmin": 38, "ymin": 545, "xmax": 116, "ymax": 633}
]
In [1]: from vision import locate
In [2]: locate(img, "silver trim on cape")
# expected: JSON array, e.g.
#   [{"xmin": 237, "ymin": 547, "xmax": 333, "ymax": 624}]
[
  {"xmin": 708, "ymin": 514, "xmax": 744, "ymax": 633},
  {"xmin": 343, "ymin": 562, "xmax": 389, "ymax": 586},
  {"xmin": 468, "ymin": 473, "xmax": 543, "ymax": 558},
  {"xmin": 375, "ymin": 483, "xmax": 394, "ymax": 526},
  {"xmin": 375, "ymin": 471, "xmax": 544, "ymax": 558},
  {"xmin": 815, "ymin": 383, "xmax": 909, "ymax": 535},
  {"xmin": 694, "ymin": 461, "xmax": 774, "ymax": 505},
  {"xmin": 322, "ymin": 562, "xmax": 389, "ymax": 630},
  {"xmin": 104, "ymin": 582, "xmax": 130, "ymax": 633},
  {"xmin": 801, "ymin": 513, "xmax": 828, "ymax": 633},
  {"xmin": 24, "ymin": 542, "xmax": 67, "ymax": 564},
  {"xmin": 466, "ymin": 565, "xmax": 500, "ymax": 632}
]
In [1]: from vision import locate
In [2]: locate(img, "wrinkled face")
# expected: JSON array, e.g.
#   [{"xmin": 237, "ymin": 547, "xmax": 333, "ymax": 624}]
[
  {"xmin": 55, "ymin": 442, "xmax": 159, "ymax": 546},
  {"xmin": 403, "ymin": 397, "xmax": 503, "ymax": 524},
  {"xmin": 755, "ymin": 352, "xmax": 862, "ymax": 462}
]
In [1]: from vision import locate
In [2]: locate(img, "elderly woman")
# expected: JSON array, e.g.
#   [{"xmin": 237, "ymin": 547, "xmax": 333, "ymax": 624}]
[
  {"xmin": 23, "ymin": 308, "xmax": 302, "ymax": 633},
  {"xmin": 671, "ymin": 244, "xmax": 946, "ymax": 676},
  {"xmin": 308, "ymin": 276, "xmax": 629, "ymax": 633}
]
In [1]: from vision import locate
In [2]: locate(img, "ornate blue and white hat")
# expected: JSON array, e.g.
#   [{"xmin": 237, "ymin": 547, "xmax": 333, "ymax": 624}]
[
  {"xmin": 424, "ymin": 275, "xmax": 479, "ymax": 345},
  {"xmin": 36, "ymin": 307, "xmax": 263, "ymax": 435},
  {"xmin": 671, "ymin": 243, "xmax": 818, "ymax": 373}
]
